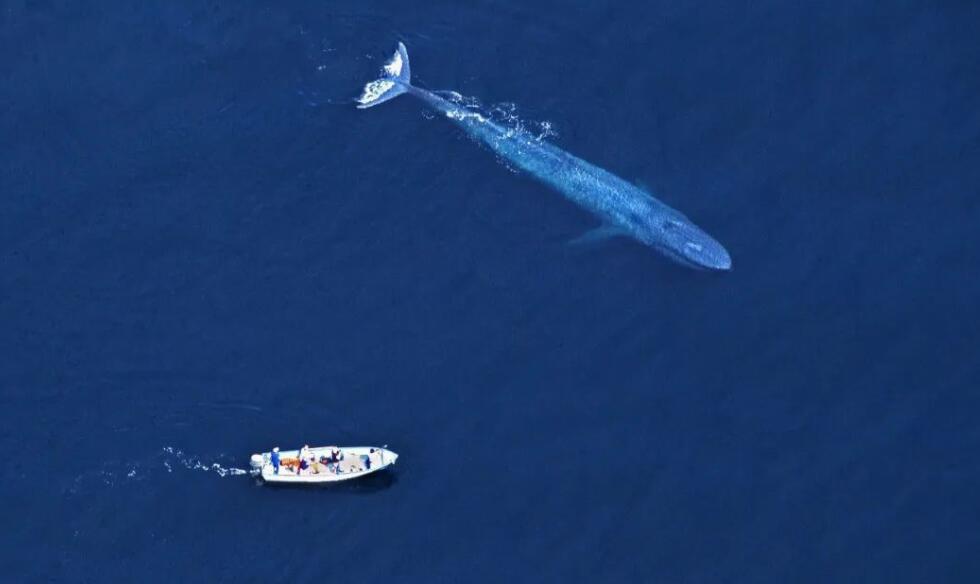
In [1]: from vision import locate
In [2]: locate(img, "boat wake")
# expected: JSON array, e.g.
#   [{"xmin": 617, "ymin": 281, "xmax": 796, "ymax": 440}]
[
  {"xmin": 160, "ymin": 446, "xmax": 249, "ymax": 478},
  {"xmin": 66, "ymin": 447, "xmax": 248, "ymax": 494}
]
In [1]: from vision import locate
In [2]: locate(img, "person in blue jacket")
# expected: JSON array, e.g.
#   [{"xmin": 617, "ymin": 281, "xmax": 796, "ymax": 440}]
[{"xmin": 270, "ymin": 447, "xmax": 280, "ymax": 475}]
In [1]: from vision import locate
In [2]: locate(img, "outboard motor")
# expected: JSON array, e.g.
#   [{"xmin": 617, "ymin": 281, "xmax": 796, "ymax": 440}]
[{"xmin": 249, "ymin": 453, "xmax": 265, "ymax": 476}]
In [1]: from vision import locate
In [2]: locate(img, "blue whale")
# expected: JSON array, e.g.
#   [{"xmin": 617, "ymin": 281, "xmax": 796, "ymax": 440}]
[{"xmin": 357, "ymin": 43, "xmax": 731, "ymax": 271}]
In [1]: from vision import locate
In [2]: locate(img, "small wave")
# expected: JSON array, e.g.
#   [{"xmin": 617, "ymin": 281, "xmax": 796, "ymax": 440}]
[
  {"xmin": 196, "ymin": 401, "xmax": 264, "ymax": 413},
  {"xmin": 446, "ymin": 109, "xmax": 488, "ymax": 123}
]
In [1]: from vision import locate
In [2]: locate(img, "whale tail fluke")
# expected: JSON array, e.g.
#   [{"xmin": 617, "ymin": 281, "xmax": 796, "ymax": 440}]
[{"xmin": 356, "ymin": 42, "xmax": 411, "ymax": 109}]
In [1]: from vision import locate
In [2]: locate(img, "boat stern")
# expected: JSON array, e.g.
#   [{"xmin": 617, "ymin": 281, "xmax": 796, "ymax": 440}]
[{"xmin": 249, "ymin": 453, "xmax": 266, "ymax": 476}]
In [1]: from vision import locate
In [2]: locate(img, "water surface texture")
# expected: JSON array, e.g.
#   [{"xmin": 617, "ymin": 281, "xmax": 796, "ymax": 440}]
[{"xmin": 2, "ymin": 1, "xmax": 979, "ymax": 581}]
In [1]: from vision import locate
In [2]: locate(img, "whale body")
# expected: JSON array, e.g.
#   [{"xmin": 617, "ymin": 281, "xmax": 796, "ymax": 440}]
[{"xmin": 357, "ymin": 43, "xmax": 731, "ymax": 271}]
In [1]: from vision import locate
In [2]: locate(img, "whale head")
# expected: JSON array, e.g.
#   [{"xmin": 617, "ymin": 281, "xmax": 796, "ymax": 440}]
[{"xmin": 649, "ymin": 215, "xmax": 732, "ymax": 271}]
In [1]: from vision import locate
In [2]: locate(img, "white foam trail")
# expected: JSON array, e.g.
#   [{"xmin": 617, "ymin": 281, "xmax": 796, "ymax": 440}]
[
  {"xmin": 429, "ymin": 91, "xmax": 559, "ymax": 174},
  {"xmin": 433, "ymin": 90, "xmax": 558, "ymax": 143},
  {"xmin": 66, "ymin": 447, "xmax": 248, "ymax": 494},
  {"xmin": 161, "ymin": 446, "xmax": 248, "ymax": 477}
]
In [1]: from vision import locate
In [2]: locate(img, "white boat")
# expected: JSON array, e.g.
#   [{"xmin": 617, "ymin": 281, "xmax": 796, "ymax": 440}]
[{"xmin": 249, "ymin": 445, "xmax": 398, "ymax": 484}]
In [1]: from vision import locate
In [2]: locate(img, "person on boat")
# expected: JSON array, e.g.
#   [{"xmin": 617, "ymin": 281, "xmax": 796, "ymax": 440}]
[
  {"xmin": 271, "ymin": 447, "xmax": 281, "ymax": 475},
  {"xmin": 298, "ymin": 455, "xmax": 310, "ymax": 475},
  {"xmin": 321, "ymin": 452, "xmax": 338, "ymax": 474}
]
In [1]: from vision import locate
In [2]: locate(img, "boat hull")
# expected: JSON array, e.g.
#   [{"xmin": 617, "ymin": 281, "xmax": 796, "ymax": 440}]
[{"xmin": 251, "ymin": 446, "xmax": 398, "ymax": 484}]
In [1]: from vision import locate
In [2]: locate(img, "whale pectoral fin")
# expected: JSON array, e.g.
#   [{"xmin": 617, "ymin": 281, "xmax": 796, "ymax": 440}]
[{"xmin": 568, "ymin": 224, "xmax": 625, "ymax": 246}]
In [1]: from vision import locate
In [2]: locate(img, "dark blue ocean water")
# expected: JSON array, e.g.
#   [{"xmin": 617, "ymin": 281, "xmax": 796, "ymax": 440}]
[{"xmin": 3, "ymin": 1, "xmax": 980, "ymax": 581}]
